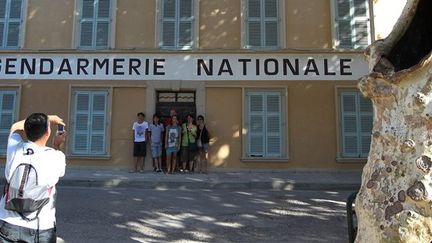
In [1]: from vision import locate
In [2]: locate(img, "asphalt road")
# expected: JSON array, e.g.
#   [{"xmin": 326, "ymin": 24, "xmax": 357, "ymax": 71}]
[{"xmin": 55, "ymin": 187, "xmax": 354, "ymax": 243}]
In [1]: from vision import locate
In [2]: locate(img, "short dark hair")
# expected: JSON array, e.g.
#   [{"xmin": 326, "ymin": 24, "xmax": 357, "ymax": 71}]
[
  {"xmin": 197, "ymin": 115, "xmax": 204, "ymax": 121},
  {"xmin": 24, "ymin": 113, "xmax": 49, "ymax": 142},
  {"xmin": 137, "ymin": 112, "xmax": 145, "ymax": 117}
]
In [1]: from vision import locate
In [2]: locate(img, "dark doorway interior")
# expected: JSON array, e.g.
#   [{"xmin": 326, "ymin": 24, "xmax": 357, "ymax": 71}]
[{"xmin": 155, "ymin": 91, "xmax": 197, "ymax": 123}]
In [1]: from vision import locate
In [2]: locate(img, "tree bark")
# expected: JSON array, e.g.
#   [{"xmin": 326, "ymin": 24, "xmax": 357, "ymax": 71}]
[{"xmin": 356, "ymin": 0, "xmax": 432, "ymax": 242}]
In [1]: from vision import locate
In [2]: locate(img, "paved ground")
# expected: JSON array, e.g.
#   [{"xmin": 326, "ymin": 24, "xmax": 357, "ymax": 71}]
[{"xmin": 55, "ymin": 187, "xmax": 354, "ymax": 243}]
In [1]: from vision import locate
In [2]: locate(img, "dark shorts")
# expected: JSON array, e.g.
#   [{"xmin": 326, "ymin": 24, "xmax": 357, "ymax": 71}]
[
  {"xmin": 0, "ymin": 220, "xmax": 56, "ymax": 243},
  {"xmin": 133, "ymin": 141, "xmax": 147, "ymax": 157},
  {"xmin": 181, "ymin": 146, "xmax": 197, "ymax": 162}
]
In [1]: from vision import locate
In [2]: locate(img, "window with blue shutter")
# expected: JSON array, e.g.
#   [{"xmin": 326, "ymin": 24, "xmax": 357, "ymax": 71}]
[
  {"xmin": 0, "ymin": 0, "xmax": 23, "ymax": 49},
  {"xmin": 79, "ymin": 0, "xmax": 112, "ymax": 49},
  {"xmin": 0, "ymin": 90, "xmax": 17, "ymax": 154},
  {"xmin": 246, "ymin": 91, "xmax": 283, "ymax": 158},
  {"xmin": 72, "ymin": 90, "xmax": 108, "ymax": 156},
  {"xmin": 340, "ymin": 91, "xmax": 373, "ymax": 158},
  {"xmin": 246, "ymin": 0, "xmax": 279, "ymax": 49},
  {"xmin": 335, "ymin": 0, "xmax": 371, "ymax": 49},
  {"xmin": 160, "ymin": 0, "xmax": 195, "ymax": 49}
]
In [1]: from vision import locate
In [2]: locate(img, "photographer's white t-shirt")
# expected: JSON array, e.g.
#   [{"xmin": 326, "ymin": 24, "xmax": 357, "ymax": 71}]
[{"xmin": 0, "ymin": 133, "xmax": 66, "ymax": 230}]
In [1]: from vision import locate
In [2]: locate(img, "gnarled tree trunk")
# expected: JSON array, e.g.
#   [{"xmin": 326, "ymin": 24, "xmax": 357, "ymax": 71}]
[{"xmin": 356, "ymin": 0, "xmax": 432, "ymax": 242}]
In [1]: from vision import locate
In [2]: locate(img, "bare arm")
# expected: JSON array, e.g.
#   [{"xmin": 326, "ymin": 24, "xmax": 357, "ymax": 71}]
[{"xmin": 10, "ymin": 119, "xmax": 25, "ymax": 138}]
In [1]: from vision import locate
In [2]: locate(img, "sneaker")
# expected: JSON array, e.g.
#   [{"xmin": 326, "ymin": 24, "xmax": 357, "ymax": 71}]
[
  {"xmin": 179, "ymin": 169, "xmax": 184, "ymax": 173},
  {"xmin": 157, "ymin": 169, "xmax": 162, "ymax": 173}
]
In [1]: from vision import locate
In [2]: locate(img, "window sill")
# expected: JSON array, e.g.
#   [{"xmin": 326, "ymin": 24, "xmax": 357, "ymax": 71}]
[
  {"xmin": 336, "ymin": 157, "xmax": 367, "ymax": 163},
  {"xmin": 242, "ymin": 157, "xmax": 289, "ymax": 163}
]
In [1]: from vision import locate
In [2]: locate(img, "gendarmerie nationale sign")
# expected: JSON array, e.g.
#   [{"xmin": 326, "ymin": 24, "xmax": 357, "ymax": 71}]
[{"xmin": 0, "ymin": 53, "xmax": 368, "ymax": 81}]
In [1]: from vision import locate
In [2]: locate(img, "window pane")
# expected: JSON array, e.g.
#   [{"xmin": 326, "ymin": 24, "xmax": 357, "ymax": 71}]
[
  {"xmin": 96, "ymin": 21, "xmax": 109, "ymax": 47},
  {"xmin": 267, "ymin": 136, "xmax": 280, "ymax": 154},
  {"xmin": 74, "ymin": 134, "xmax": 88, "ymax": 152},
  {"xmin": 344, "ymin": 136, "xmax": 358, "ymax": 154},
  {"xmin": 92, "ymin": 115, "xmax": 105, "ymax": 131},
  {"xmin": 265, "ymin": 21, "xmax": 278, "ymax": 47},
  {"xmin": 179, "ymin": 0, "xmax": 192, "ymax": 18},
  {"xmin": 354, "ymin": 20, "xmax": 369, "ymax": 47},
  {"xmin": 162, "ymin": 22, "xmax": 175, "ymax": 47},
  {"xmin": 343, "ymin": 116, "xmax": 357, "ymax": 133},
  {"xmin": 250, "ymin": 134, "xmax": 264, "ymax": 156},
  {"xmin": 98, "ymin": 0, "xmax": 110, "ymax": 18},
  {"xmin": 9, "ymin": 0, "xmax": 22, "ymax": 19},
  {"xmin": 267, "ymin": 116, "xmax": 280, "ymax": 133},
  {"xmin": 338, "ymin": 20, "xmax": 352, "ymax": 48},
  {"xmin": 248, "ymin": 0, "xmax": 260, "ymax": 18},
  {"xmin": 2, "ymin": 93, "xmax": 15, "ymax": 110},
  {"xmin": 248, "ymin": 22, "xmax": 261, "ymax": 47},
  {"xmin": 0, "ymin": 22, "xmax": 3, "ymax": 47},
  {"xmin": 337, "ymin": 0, "xmax": 350, "ymax": 18},
  {"xmin": 76, "ymin": 93, "xmax": 90, "ymax": 111},
  {"xmin": 82, "ymin": 0, "xmax": 94, "ymax": 18},
  {"xmin": 163, "ymin": 0, "xmax": 175, "ymax": 18},
  {"xmin": 250, "ymin": 95, "xmax": 263, "ymax": 112},
  {"xmin": 250, "ymin": 115, "xmax": 263, "ymax": 133},
  {"xmin": 360, "ymin": 115, "xmax": 372, "ymax": 133},
  {"xmin": 0, "ymin": 0, "xmax": 6, "ymax": 18},
  {"xmin": 90, "ymin": 135, "xmax": 104, "ymax": 153},
  {"xmin": 342, "ymin": 94, "xmax": 356, "ymax": 112},
  {"xmin": 361, "ymin": 135, "xmax": 371, "ymax": 154},
  {"xmin": 93, "ymin": 94, "xmax": 106, "ymax": 111},
  {"xmin": 179, "ymin": 22, "xmax": 192, "ymax": 47},
  {"xmin": 354, "ymin": 0, "xmax": 367, "ymax": 16},
  {"xmin": 0, "ymin": 113, "xmax": 12, "ymax": 129},
  {"xmin": 265, "ymin": 0, "xmax": 277, "ymax": 18},
  {"xmin": 6, "ymin": 21, "xmax": 19, "ymax": 47},
  {"xmin": 0, "ymin": 132, "xmax": 7, "ymax": 153},
  {"xmin": 76, "ymin": 114, "xmax": 89, "ymax": 131},
  {"xmin": 80, "ymin": 21, "xmax": 93, "ymax": 47},
  {"xmin": 267, "ymin": 95, "xmax": 279, "ymax": 112},
  {"xmin": 359, "ymin": 96, "xmax": 372, "ymax": 112}
]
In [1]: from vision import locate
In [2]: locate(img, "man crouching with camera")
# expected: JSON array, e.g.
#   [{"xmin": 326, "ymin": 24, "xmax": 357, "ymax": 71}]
[{"xmin": 0, "ymin": 113, "xmax": 66, "ymax": 243}]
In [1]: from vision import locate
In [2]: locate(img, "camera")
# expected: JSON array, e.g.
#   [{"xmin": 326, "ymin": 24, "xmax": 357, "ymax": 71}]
[{"xmin": 57, "ymin": 124, "xmax": 65, "ymax": 134}]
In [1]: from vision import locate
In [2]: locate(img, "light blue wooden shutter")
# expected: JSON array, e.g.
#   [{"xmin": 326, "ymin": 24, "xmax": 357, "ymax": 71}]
[
  {"xmin": 0, "ymin": 91, "xmax": 17, "ymax": 154},
  {"xmin": 178, "ymin": 0, "xmax": 193, "ymax": 47},
  {"xmin": 340, "ymin": 92, "xmax": 372, "ymax": 157},
  {"xmin": 0, "ymin": 0, "xmax": 22, "ymax": 48},
  {"xmin": 247, "ymin": 0, "xmax": 261, "ymax": 47},
  {"xmin": 80, "ymin": 0, "xmax": 111, "ymax": 49},
  {"xmin": 90, "ymin": 92, "xmax": 107, "ymax": 154},
  {"xmin": 248, "ymin": 93, "xmax": 265, "ymax": 157},
  {"xmin": 72, "ymin": 90, "xmax": 108, "ymax": 155},
  {"xmin": 161, "ymin": 0, "xmax": 194, "ymax": 48},
  {"xmin": 247, "ymin": 91, "xmax": 282, "ymax": 157},
  {"xmin": 359, "ymin": 95, "xmax": 372, "ymax": 157},
  {"xmin": 264, "ymin": 0, "xmax": 278, "ymax": 47},
  {"xmin": 96, "ymin": 0, "xmax": 110, "ymax": 48},
  {"xmin": 266, "ymin": 94, "xmax": 281, "ymax": 156},
  {"xmin": 80, "ymin": 0, "xmax": 95, "ymax": 47},
  {"xmin": 336, "ymin": 0, "xmax": 370, "ymax": 49},
  {"xmin": 73, "ymin": 91, "xmax": 91, "ymax": 154},
  {"xmin": 161, "ymin": 0, "xmax": 176, "ymax": 47},
  {"xmin": 247, "ymin": 0, "xmax": 279, "ymax": 48}
]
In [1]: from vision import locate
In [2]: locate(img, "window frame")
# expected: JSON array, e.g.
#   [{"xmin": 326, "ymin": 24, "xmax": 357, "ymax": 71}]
[
  {"xmin": 75, "ymin": 0, "xmax": 116, "ymax": 50},
  {"xmin": 332, "ymin": 0, "xmax": 375, "ymax": 50},
  {"xmin": 0, "ymin": 0, "xmax": 27, "ymax": 49},
  {"xmin": 242, "ymin": 88, "xmax": 288, "ymax": 161},
  {"xmin": 158, "ymin": 0, "xmax": 199, "ymax": 50},
  {"xmin": 335, "ymin": 86, "xmax": 373, "ymax": 161},
  {"xmin": 69, "ymin": 88, "xmax": 111, "ymax": 157},
  {"xmin": 242, "ymin": 0, "xmax": 284, "ymax": 50},
  {"xmin": 0, "ymin": 86, "xmax": 20, "ymax": 155}
]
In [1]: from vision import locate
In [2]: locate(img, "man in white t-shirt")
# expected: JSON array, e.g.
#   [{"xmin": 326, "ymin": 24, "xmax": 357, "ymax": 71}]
[
  {"xmin": 131, "ymin": 112, "xmax": 149, "ymax": 173},
  {"xmin": 0, "ymin": 113, "xmax": 66, "ymax": 243}
]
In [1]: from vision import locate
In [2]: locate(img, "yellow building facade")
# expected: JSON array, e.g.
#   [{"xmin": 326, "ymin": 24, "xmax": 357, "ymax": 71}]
[{"xmin": 0, "ymin": 0, "xmax": 405, "ymax": 170}]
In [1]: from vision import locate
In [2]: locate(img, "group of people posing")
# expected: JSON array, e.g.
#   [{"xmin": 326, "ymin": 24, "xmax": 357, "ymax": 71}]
[{"xmin": 131, "ymin": 109, "xmax": 211, "ymax": 174}]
